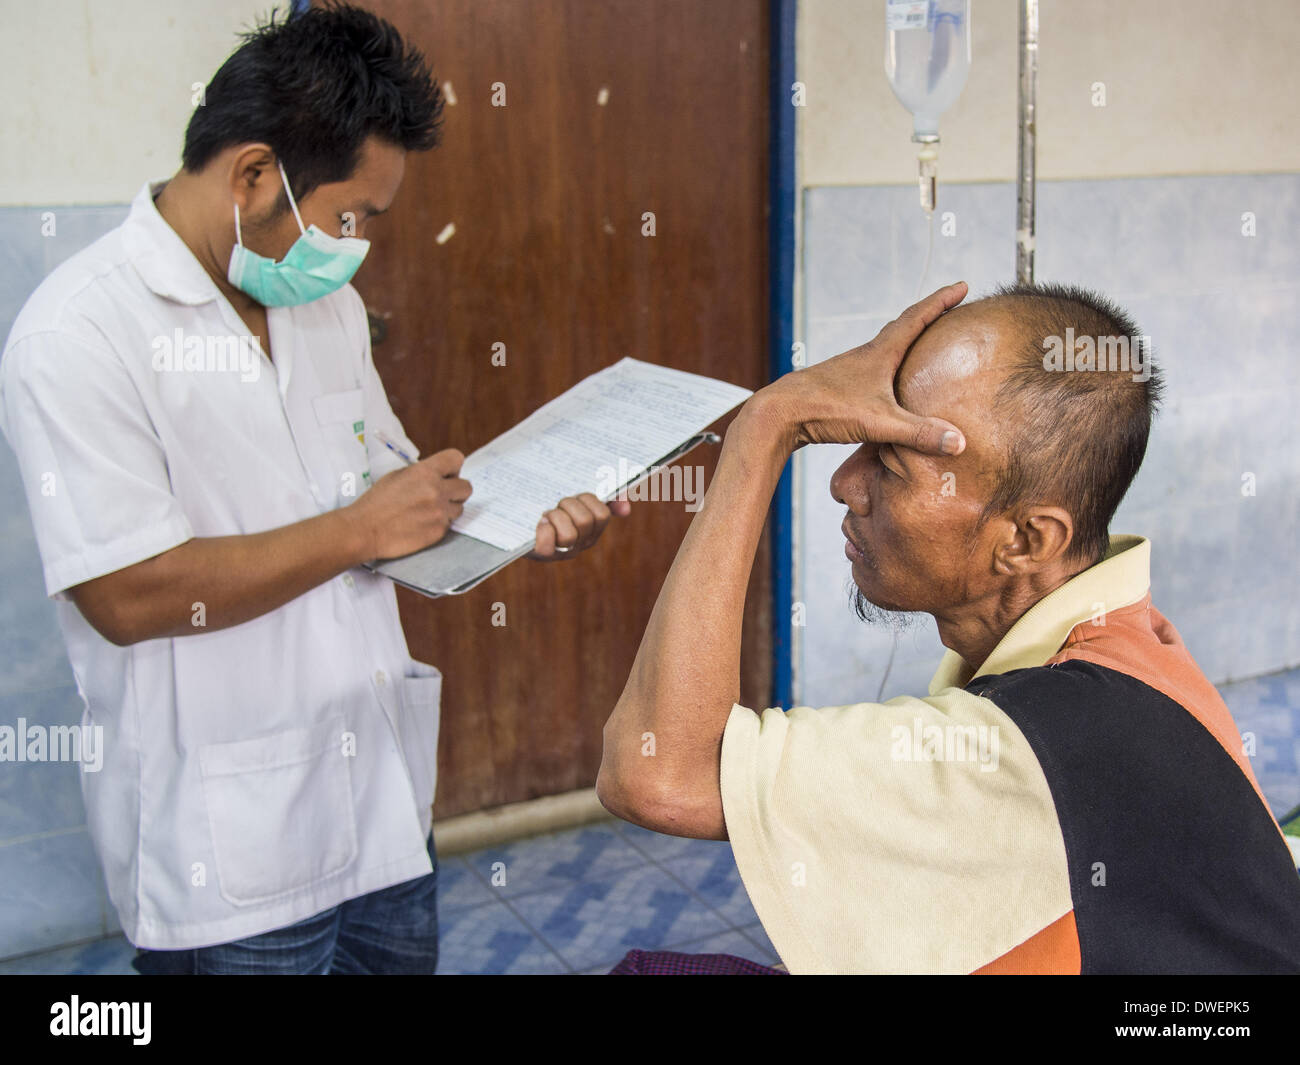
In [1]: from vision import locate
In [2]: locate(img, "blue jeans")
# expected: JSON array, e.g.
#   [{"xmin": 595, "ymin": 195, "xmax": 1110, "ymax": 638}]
[{"xmin": 130, "ymin": 832, "xmax": 439, "ymax": 975}]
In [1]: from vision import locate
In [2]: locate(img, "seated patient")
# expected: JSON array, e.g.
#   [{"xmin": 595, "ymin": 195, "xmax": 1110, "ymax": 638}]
[{"xmin": 598, "ymin": 281, "xmax": 1300, "ymax": 975}]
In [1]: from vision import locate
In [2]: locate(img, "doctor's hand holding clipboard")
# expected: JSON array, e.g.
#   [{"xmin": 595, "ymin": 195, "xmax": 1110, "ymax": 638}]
[{"xmin": 363, "ymin": 428, "xmax": 631, "ymax": 563}]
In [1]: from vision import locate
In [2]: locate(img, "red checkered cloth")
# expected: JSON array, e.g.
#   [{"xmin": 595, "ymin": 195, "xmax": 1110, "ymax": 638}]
[{"xmin": 608, "ymin": 950, "xmax": 786, "ymax": 975}]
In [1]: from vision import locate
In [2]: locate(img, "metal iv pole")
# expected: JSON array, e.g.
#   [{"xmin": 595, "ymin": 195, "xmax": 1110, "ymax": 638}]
[{"xmin": 1016, "ymin": 0, "xmax": 1038, "ymax": 284}]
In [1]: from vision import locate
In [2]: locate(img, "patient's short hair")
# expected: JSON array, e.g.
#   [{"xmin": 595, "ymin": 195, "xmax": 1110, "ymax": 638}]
[{"xmin": 974, "ymin": 282, "xmax": 1164, "ymax": 566}]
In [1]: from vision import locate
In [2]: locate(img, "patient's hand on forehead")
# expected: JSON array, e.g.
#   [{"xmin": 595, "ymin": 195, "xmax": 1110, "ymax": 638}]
[{"xmin": 749, "ymin": 282, "xmax": 971, "ymax": 457}]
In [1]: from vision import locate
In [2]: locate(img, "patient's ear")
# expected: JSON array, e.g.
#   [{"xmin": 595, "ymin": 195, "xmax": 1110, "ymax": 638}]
[{"xmin": 993, "ymin": 506, "xmax": 1074, "ymax": 575}]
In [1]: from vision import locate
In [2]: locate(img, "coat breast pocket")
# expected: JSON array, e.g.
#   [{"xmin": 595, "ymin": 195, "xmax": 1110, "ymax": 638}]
[
  {"xmin": 311, "ymin": 387, "xmax": 371, "ymax": 500},
  {"xmin": 198, "ymin": 716, "xmax": 358, "ymax": 906}
]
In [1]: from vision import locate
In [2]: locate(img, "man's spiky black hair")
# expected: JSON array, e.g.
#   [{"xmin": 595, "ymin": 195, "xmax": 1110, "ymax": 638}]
[{"xmin": 182, "ymin": 1, "xmax": 443, "ymax": 201}]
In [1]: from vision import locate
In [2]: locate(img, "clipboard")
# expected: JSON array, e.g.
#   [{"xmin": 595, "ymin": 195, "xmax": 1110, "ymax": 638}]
[{"xmin": 362, "ymin": 430, "xmax": 721, "ymax": 598}]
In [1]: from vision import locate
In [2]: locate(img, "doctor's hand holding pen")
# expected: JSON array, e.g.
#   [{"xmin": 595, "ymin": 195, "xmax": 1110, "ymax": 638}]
[
  {"xmin": 357, "ymin": 430, "xmax": 630, "ymax": 562},
  {"xmin": 349, "ymin": 440, "xmax": 474, "ymax": 561}
]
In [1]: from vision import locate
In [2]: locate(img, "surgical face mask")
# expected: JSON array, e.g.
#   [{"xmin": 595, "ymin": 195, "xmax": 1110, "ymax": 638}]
[{"xmin": 227, "ymin": 160, "xmax": 370, "ymax": 306}]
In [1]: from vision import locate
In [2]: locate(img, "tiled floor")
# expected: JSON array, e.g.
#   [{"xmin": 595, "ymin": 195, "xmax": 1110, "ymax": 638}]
[
  {"xmin": 0, "ymin": 819, "xmax": 778, "ymax": 976},
  {"xmin": 2, "ymin": 666, "xmax": 1298, "ymax": 976},
  {"xmin": 439, "ymin": 822, "xmax": 777, "ymax": 974}
]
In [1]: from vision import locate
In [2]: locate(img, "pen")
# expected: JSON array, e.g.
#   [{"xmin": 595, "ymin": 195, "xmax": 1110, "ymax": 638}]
[{"xmin": 371, "ymin": 429, "xmax": 415, "ymax": 465}]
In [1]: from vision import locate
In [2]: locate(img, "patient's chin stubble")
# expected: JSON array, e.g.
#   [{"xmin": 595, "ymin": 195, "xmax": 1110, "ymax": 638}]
[
  {"xmin": 842, "ymin": 532, "xmax": 924, "ymax": 629},
  {"xmin": 848, "ymin": 580, "xmax": 923, "ymax": 631}
]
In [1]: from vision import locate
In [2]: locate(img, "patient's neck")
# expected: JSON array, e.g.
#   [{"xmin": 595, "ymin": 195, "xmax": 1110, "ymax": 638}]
[{"xmin": 937, "ymin": 565, "xmax": 1083, "ymax": 679}]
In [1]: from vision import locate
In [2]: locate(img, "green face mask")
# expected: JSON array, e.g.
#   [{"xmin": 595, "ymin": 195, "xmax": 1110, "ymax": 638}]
[{"xmin": 227, "ymin": 161, "xmax": 371, "ymax": 307}]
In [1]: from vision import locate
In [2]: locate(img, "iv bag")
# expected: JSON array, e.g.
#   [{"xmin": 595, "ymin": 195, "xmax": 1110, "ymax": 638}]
[{"xmin": 884, "ymin": 0, "xmax": 972, "ymax": 142}]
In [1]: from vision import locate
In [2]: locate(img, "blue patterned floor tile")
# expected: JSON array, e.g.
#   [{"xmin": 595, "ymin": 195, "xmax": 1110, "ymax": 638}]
[
  {"xmin": 1256, "ymin": 771, "xmax": 1300, "ymax": 823},
  {"xmin": 435, "ymin": 900, "xmax": 569, "ymax": 975},
  {"xmin": 611, "ymin": 821, "xmax": 731, "ymax": 862},
  {"xmin": 1218, "ymin": 676, "xmax": 1270, "ymax": 716},
  {"xmin": 662, "ymin": 848, "xmax": 760, "ymax": 927},
  {"xmin": 461, "ymin": 822, "xmax": 647, "ymax": 900},
  {"xmin": 1235, "ymin": 706, "xmax": 1293, "ymax": 740},
  {"xmin": 738, "ymin": 921, "xmax": 782, "ymax": 965},
  {"xmin": 436, "ymin": 855, "xmax": 498, "ymax": 915},
  {"xmin": 508, "ymin": 863, "xmax": 729, "ymax": 972},
  {"xmin": 1218, "ymin": 670, "xmax": 1300, "ymax": 818}
]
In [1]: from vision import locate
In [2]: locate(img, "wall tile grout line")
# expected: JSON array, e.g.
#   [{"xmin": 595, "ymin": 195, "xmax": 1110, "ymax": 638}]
[{"xmin": 0, "ymin": 823, "xmax": 87, "ymax": 848}]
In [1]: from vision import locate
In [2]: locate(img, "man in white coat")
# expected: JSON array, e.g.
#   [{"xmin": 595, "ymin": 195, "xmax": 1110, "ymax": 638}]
[{"xmin": 0, "ymin": 3, "xmax": 626, "ymax": 974}]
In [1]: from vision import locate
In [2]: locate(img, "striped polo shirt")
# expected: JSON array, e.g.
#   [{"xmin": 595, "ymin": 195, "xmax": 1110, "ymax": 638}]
[{"xmin": 721, "ymin": 534, "xmax": 1300, "ymax": 974}]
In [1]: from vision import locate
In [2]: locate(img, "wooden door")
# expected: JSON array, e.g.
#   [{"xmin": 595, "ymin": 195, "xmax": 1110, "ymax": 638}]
[{"xmin": 352, "ymin": 0, "xmax": 772, "ymax": 818}]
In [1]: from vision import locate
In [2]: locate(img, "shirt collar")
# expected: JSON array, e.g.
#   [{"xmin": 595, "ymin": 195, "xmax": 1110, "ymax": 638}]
[
  {"xmin": 122, "ymin": 180, "xmax": 224, "ymax": 306},
  {"xmin": 928, "ymin": 533, "xmax": 1151, "ymax": 694}
]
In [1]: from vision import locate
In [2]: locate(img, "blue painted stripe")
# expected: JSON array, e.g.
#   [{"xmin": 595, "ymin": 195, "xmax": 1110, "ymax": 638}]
[{"xmin": 769, "ymin": 0, "xmax": 797, "ymax": 710}]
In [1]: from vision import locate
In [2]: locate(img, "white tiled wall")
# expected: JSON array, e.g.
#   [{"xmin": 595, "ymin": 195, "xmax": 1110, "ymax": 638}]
[{"xmin": 0, "ymin": 205, "xmax": 130, "ymax": 959}]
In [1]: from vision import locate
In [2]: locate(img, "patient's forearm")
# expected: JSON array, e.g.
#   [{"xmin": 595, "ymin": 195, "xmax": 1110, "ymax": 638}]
[{"xmin": 601, "ymin": 398, "xmax": 789, "ymax": 823}]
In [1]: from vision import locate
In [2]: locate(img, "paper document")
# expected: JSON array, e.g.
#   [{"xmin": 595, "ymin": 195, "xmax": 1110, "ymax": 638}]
[
  {"xmin": 450, "ymin": 357, "xmax": 753, "ymax": 551},
  {"xmin": 366, "ymin": 432, "xmax": 720, "ymax": 597}
]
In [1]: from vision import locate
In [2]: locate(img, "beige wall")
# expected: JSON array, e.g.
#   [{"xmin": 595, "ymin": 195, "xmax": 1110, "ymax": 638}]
[
  {"xmin": 0, "ymin": 0, "xmax": 271, "ymax": 205},
  {"xmin": 799, "ymin": 0, "xmax": 1300, "ymax": 187},
  {"xmin": 12, "ymin": 1, "xmax": 1293, "ymax": 204}
]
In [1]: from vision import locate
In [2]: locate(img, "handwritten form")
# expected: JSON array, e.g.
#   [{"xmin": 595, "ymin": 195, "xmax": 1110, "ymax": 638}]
[{"xmin": 450, "ymin": 358, "xmax": 753, "ymax": 551}]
